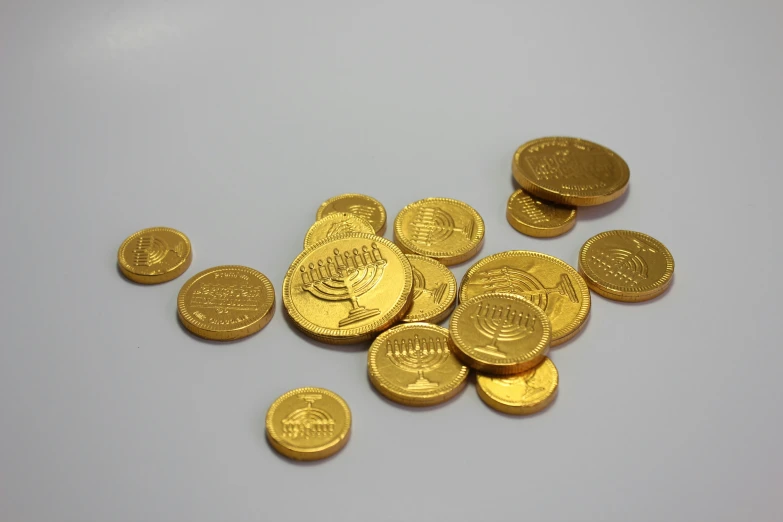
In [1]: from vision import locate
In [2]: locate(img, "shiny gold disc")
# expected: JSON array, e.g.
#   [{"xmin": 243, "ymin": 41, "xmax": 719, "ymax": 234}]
[
  {"xmin": 177, "ymin": 265, "xmax": 275, "ymax": 341},
  {"xmin": 368, "ymin": 323, "xmax": 469, "ymax": 407},
  {"xmin": 460, "ymin": 251, "xmax": 590, "ymax": 346},
  {"xmin": 400, "ymin": 255, "xmax": 457, "ymax": 324},
  {"xmin": 117, "ymin": 227, "xmax": 192, "ymax": 284},
  {"xmin": 304, "ymin": 213, "xmax": 375, "ymax": 249},
  {"xmin": 316, "ymin": 194, "xmax": 387, "ymax": 235},
  {"xmin": 265, "ymin": 387, "xmax": 351, "ymax": 461},
  {"xmin": 578, "ymin": 230, "xmax": 674, "ymax": 302},
  {"xmin": 448, "ymin": 293, "xmax": 550, "ymax": 375},
  {"xmin": 476, "ymin": 357, "xmax": 558, "ymax": 415},
  {"xmin": 506, "ymin": 189, "xmax": 576, "ymax": 238},
  {"xmin": 282, "ymin": 233, "xmax": 413, "ymax": 344},
  {"xmin": 512, "ymin": 137, "xmax": 630, "ymax": 206},
  {"xmin": 393, "ymin": 197, "xmax": 485, "ymax": 266}
]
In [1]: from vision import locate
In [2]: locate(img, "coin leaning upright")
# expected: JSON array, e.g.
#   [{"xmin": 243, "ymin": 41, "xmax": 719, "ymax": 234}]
[
  {"xmin": 117, "ymin": 227, "xmax": 192, "ymax": 284},
  {"xmin": 316, "ymin": 193, "xmax": 387, "ymax": 235}
]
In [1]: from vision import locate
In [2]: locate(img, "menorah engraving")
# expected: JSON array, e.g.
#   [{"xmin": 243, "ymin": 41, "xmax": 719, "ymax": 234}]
[
  {"xmin": 386, "ymin": 335, "xmax": 450, "ymax": 390},
  {"xmin": 410, "ymin": 207, "xmax": 474, "ymax": 246},
  {"xmin": 468, "ymin": 267, "xmax": 578, "ymax": 311},
  {"xmin": 133, "ymin": 235, "xmax": 185, "ymax": 266},
  {"xmin": 326, "ymin": 218, "xmax": 365, "ymax": 237},
  {"xmin": 524, "ymin": 149, "xmax": 614, "ymax": 183},
  {"xmin": 470, "ymin": 303, "xmax": 537, "ymax": 358},
  {"xmin": 282, "ymin": 394, "xmax": 335, "ymax": 440},
  {"xmin": 300, "ymin": 242, "xmax": 387, "ymax": 327},
  {"xmin": 412, "ymin": 266, "xmax": 448, "ymax": 304}
]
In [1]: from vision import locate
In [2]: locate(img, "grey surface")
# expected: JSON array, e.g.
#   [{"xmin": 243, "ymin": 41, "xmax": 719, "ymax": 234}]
[{"xmin": 1, "ymin": 2, "xmax": 781, "ymax": 521}]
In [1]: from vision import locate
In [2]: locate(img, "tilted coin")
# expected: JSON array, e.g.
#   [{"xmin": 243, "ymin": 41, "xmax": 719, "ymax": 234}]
[
  {"xmin": 368, "ymin": 323, "xmax": 468, "ymax": 407},
  {"xmin": 393, "ymin": 197, "xmax": 485, "ymax": 266},
  {"xmin": 282, "ymin": 233, "xmax": 413, "ymax": 344},
  {"xmin": 512, "ymin": 137, "xmax": 629, "ymax": 206},
  {"xmin": 460, "ymin": 251, "xmax": 590, "ymax": 346},
  {"xmin": 400, "ymin": 255, "xmax": 457, "ymax": 324},
  {"xmin": 304, "ymin": 212, "xmax": 375, "ymax": 249},
  {"xmin": 579, "ymin": 230, "xmax": 674, "ymax": 302},
  {"xmin": 265, "ymin": 387, "xmax": 351, "ymax": 461},
  {"xmin": 117, "ymin": 227, "xmax": 192, "ymax": 284},
  {"xmin": 506, "ymin": 189, "xmax": 576, "ymax": 238},
  {"xmin": 316, "ymin": 193, "xmax": 387, "ymax": 235},
  {"xmin": 177, "ymin": 265, "xmax": 275, "ymax": 341},
  {"xmin": 476, "ymin": 356, "xmax": 558, "ymax": 415},
  {"xmin": 448, "ymin": 293, "xmax": 550, "ymax": 375}
]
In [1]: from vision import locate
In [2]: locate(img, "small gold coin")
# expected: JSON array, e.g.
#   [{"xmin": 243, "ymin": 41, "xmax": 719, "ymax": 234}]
[
  {"xmin": 265, "ymin": 387, "xmax": 351, "ymax": 461},
  {"xmin": 393, "ymin": 197, "xmax": 485, "ymax": 266},
  {"xmin": 177, "ymin": 265, "xmax": 275, "ymax": 341},
  {"xmin": 579, "ymin": 230, "xmax": 674, "ymax": 302},
  {"xmin": 282, "ymin": 233, "xmax": 413, "ymax": 344},
  {"xmin": 117, "ymin": 227, "xmax": 192, "ymax": 284},
  {"xmin": 476, "ymin": 357, "xmax": 558, "ymax": 415},
  {"xmin": 460, "ymin": 251, "xmax": 590, "ymax": 346},
  {"xmin": 400, "ymin": 255, "xmax": 457, "ymax": 324},
  {"xmin": 448, "ymin": 293, "xmax": 550, "ymax": 375},
  {"xmin": 513, "ymin": 137, "xmax": 630, "ymax": 206},
  {"xmin": 368, "ymin": 323, "xmax": 468, "ymax": 407},
  {"xmin": 316, "ymin": 194, "xmax": 387, "ymax": 235},
  {"xmin": 506, "ymin": 189, "xmax": 576, "ymax": 238},
  {"xmin": 304, "ymin": 213, "xmax": 375, "ymax": 249}
]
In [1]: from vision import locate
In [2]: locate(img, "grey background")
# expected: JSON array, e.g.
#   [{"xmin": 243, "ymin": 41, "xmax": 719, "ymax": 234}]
[{"xmin": 1, "ymin": 2, "xmax": 781, "ymax": 521}]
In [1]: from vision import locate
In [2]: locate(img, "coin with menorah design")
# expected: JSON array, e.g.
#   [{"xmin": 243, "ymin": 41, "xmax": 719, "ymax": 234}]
[
  {"xmin": 303, "ymin": 212, "xmax": 375, "ymax": 249},
  {"xmin": 177, "ymin": 265, "xmax": 275, "ymax": 341},
  {"xmin": 476, "ymin": 357, "xmax": 558, "ymax": 415},
  {"xmin": 459, "ymin": 251, "xmax": 590, "ymax": 346},
  {"xmin": 506, "ymin": 189, "xmax": 576, "ymax": 238},
  {"xmin": 282, "ymin": 233, "xmax": 413, "ymax": 344},
  {"xmin": 393, "ymin": 197, "xmax": 485, "ymax": 265},
  {"xmin": 266, "ymin": 387, "xmax": 351, "ymax": 461},
  {"xmin": 579, "ymin": 230, "xmax": 674, "ymax": 302},
  {"xmin": 400, "ymin": 255, "xmax": 457, "ymax": 324},
  {"xmin": 316, "ymin": 193, "xmax": 387, "ymax": 235},
  {"xmin": 117, "ymin": 227, "xmax": 192, "ymax": 284},
  {"xmin": 368, "ymin": 323, "xmax": 468, "ymax": 406},
  {"xmin": 513, "ymin": 137, "xmax": 629, "ymax": 206},
  {"xmin": 448, "ymin": 293, "xmax": 550, "ymax": 375}
]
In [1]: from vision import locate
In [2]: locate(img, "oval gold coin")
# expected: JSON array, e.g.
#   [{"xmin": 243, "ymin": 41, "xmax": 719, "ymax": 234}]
[
  {"xmin": 368, "ymin": 323, "xmax": 468, "ymax": 407},
  {"xmin": 476, "ymin": 357, "xmax": 558, "ymax": 415},
  {"xmin": 393, "ymin": 197, "xmax": 485, "ymax": 266},
  {"xmin": 282, "ymin": 233, "xmax": 413, "ymax": 344},
  {"xmin": 579, "ymin": 230, "xmax": 674, "ymax": 302},
  {"xmin": 265, "ymin": 387, "xmax": 351, "ymax": 461},
  {"xmin": 177, "ymin": 265, "xmax": 275, "ymax": 341},
  {"xmin": 400, "ymin": 255, "xmax": 457, "ymax": 324},
  {"xmin": 117, "ymin": 227, "xmax": 192, "ymax": 284},
  {"xmin": 303, "ymin": 212, "xmax": 375, "ymax": 249},
  {"xmin": 506, "ymin": 189, "xmax": 576, "ymax": 238},
  {"xmin": 460, "ymin": 251, "xmax": 590, "ymax": 346},
  {"xmin": 316, "ymin": 194, "xmax": 387, "ymax": 235},
  {"xmin": 512, "ymin": 137, "xmax": 630, "ymax": 206},
  {"xmin": 448, "ymin": 293, "xmax": 550, "ymax": 375}
]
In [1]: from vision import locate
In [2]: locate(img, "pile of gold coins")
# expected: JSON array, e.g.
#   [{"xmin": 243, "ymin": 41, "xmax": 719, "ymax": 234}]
[{"xmin": 117, "ymin": 136, "xmax": 675, "ymax": 461}]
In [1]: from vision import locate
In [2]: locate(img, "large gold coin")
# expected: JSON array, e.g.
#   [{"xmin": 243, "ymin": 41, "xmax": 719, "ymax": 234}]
[
  {"xmin": 476, "ymin": 357, "xmax": 558, "ymax": 415},
  {"xmin": 448, "ymin": 293, "xmax": 550, "ymax": 375},
  {"xmin": 282, "ymin": 233, "xmax": 413, "ymax": 344},
  {"xmin": 303, "ymin": 213, "xmax": 375, "ymax": 249},
  {"xmin": 460, "ymin": 251, "xmax": 590, "ymax": 346},
  {"xmin": 400, "ymin": 255, "xmax": 457, "ymax": 324},
  {"xmin": 117, "ymin": 227, "xmax": 192, "ymax": 284},
  {"xmin": 177, "ymin": 265, "xmax": 275, "ymax": 341},
  {"xmin": 506, "ymin": 189, "xmax": 576, "ymax": 238},
  {"xmin": 265, "ymin": 387, "xmax": 351, "ymax": 461},
  {"xmin": 393, "ymin": 197, "xmax": 485, "ymax": 266},
  {"xmin": 368, "ymin": 323, "xmax": 468, "ymax": 407},
  {"xmin": 512, "ymin": 137, "xmax": 630, "ymax": 206},
  {"xmin": 579, "ymin": 230, "xmax": 674, "ymax": 302},
  {"xmin": 316, "ymin": 194, "xmax": 387, "ymax": 235}
]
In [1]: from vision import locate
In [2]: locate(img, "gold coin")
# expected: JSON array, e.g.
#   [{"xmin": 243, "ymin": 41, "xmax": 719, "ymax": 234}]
[
  {"xmin": 368, "ymin": 323, "xmax": 468, "ymax": 407},
  {"xmin": 117, "ymin": 227, "xmax": 192, "ymax": 284},
  {"xmin": 400, "ymin": 255, "xmax": 457, "ymax": 324},
  {"xmin": 265, "ymin": 387, "xmax": 351, "ymax": 461},
  {"xmin": 177, "ymin": 265, "xmax": 275, "ymax": 341},
  {"xmin": 448, "ymin": 293, "xmax": 550, "ymax": 375},
  {"xmin": 316, "ymin": 194, "xmax": 387, "ymax": 235},
  {"xmin": 393, "ymin": 197, "xmax": 485, "ymax": 266},
  {"xmin": 282, "ymin": 233, "xmax": 413, "ymax": 344},
  {"xmin": 476, "ymin": 357, "xmax": 558, "ymax": 415},
  {"xmin": 512, "ymin": 137, "xmax": 630, "ymax": 206},
  {"xmin": 579, "ymin": 230, "xmax": 674, "ymax": 302},
  {"xmin": 460, "ymin": 251, "xmax": 590, "ymax": 346},
  {"xmin": 304, "ymin": 212, "xmax": 375, "ymax": 249},
  {"xmin": 506, "ymin": 189, "xmax": 576, "ymax": 238}
]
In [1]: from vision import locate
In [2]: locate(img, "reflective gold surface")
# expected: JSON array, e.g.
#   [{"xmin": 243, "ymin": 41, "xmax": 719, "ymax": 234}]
[
  {"xmin": 506, "ymin": 189, "xmax": 576, "ymax": 238},
  {"xmin": 476, "ymin": 357, "xmax": 558, "ymax": 415},
  {"xmin": 400, "ymin": 255, "xmax": 457, "ymax": 324},
  {"xmin": 316, "ymin": 193, "xmax": 387, "ymax": 235},
  {"xmin": 303, "ymin": 212, "xmax": 375, "ymax": 249},
  {"xmin": 117, "ymin": 227, "xmax": 192, "ymax": 284}
]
